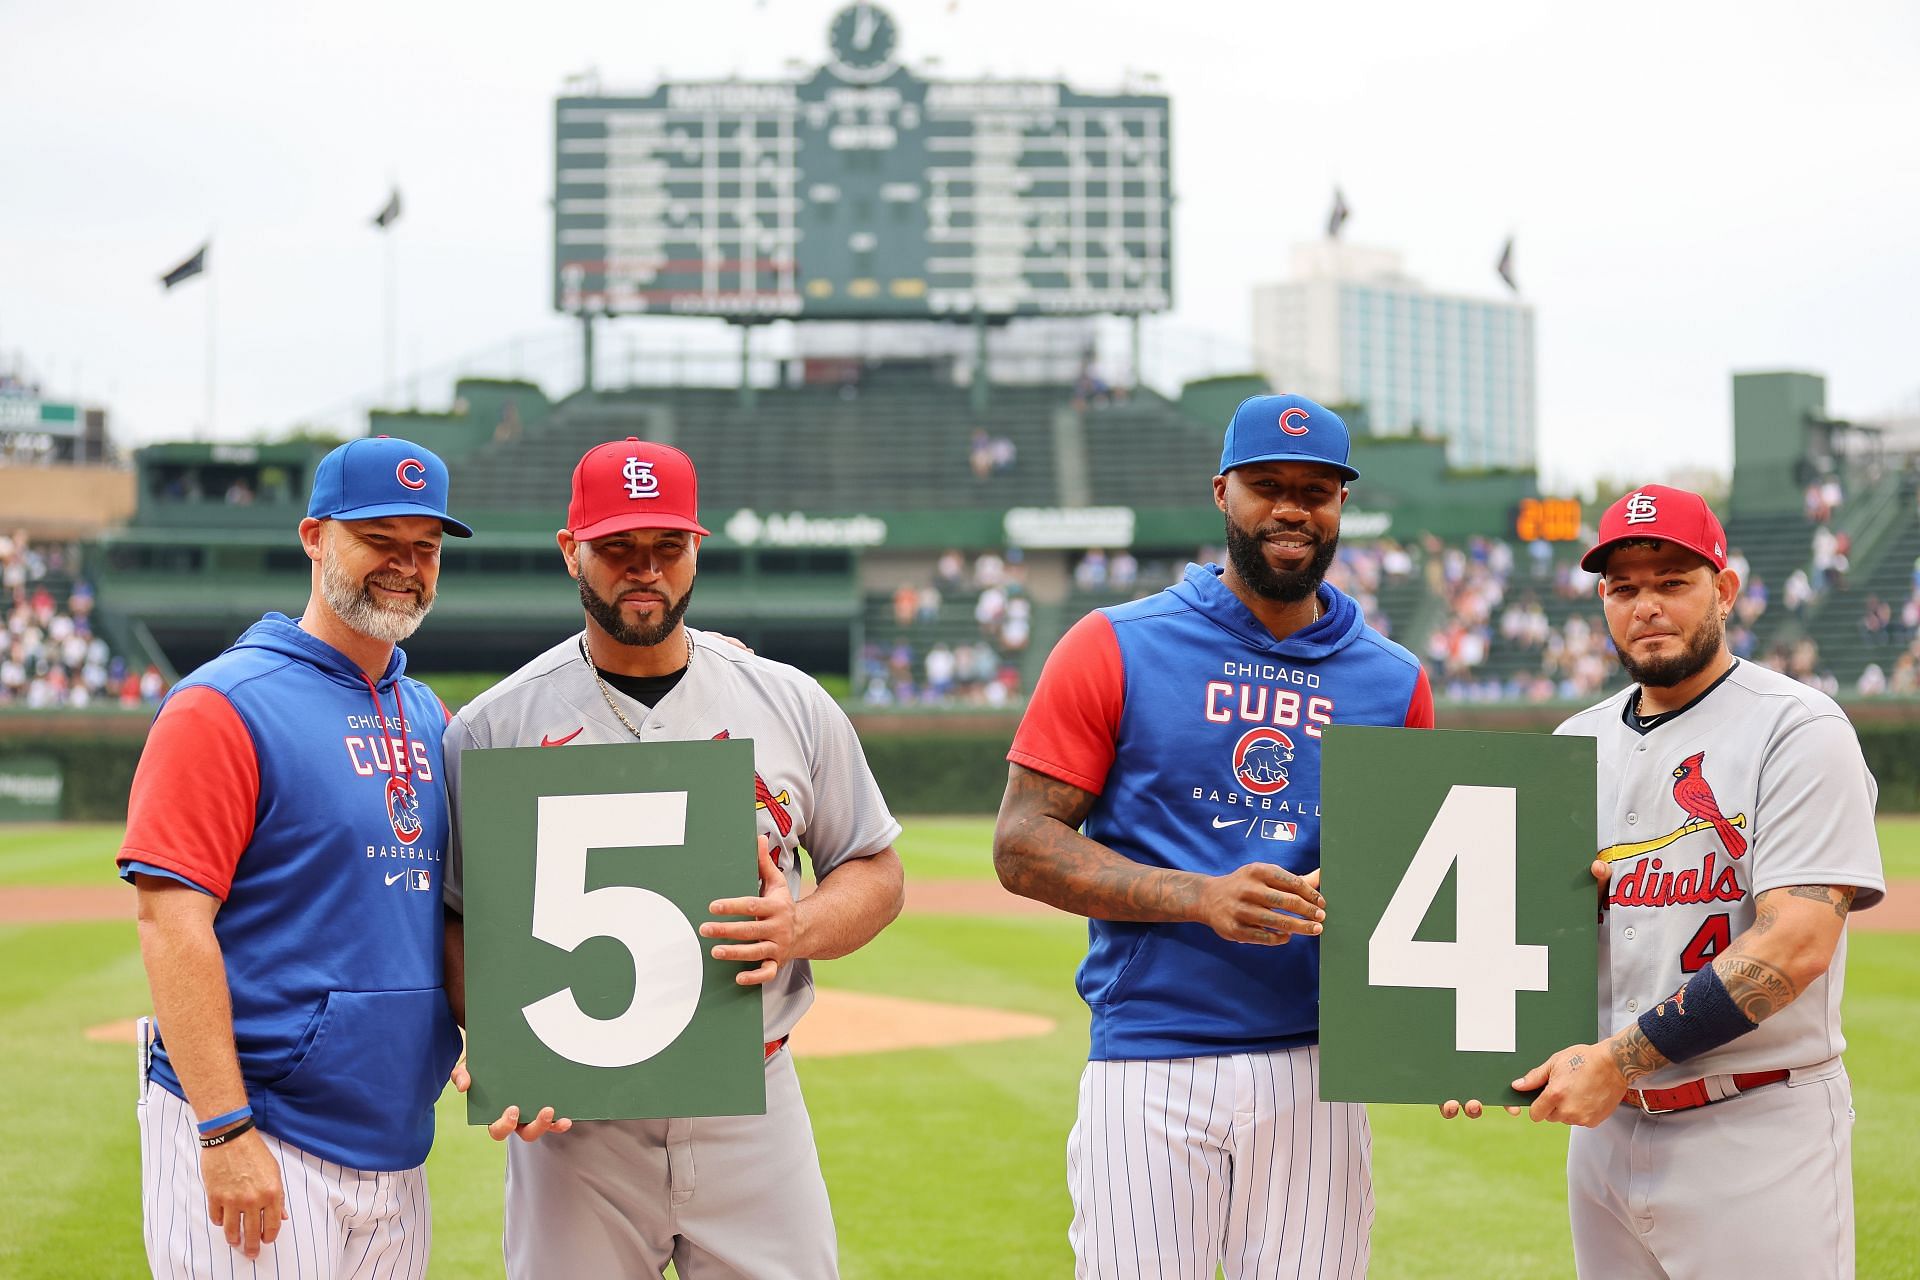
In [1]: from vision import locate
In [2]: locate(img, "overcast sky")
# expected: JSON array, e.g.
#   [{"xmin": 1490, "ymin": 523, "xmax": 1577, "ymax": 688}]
[{"xmin": 4, "ymin": 0, "xmax": 1915, "ymax": 495}]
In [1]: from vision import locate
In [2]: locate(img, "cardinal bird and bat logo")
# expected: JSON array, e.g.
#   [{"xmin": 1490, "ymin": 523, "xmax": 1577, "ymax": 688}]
[
  {"xmin": 1669, "ymin": 752, "xmax": 1747, "ymax": 858},
  {"xmin": 1597, "ymin": 750, "xmax": 1749, "ymax": 866}
]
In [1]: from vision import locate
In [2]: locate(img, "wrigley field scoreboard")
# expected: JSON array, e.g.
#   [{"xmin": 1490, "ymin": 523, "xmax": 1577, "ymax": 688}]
[{"xmin": 554, "ymin": 3, "xmax": 1171, "ymax": 320}]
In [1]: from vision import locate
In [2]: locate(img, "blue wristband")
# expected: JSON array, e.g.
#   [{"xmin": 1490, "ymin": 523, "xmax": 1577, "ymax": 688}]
[
  {"xmin": 1635, "ymin": 965, "xmax": 1757, "ymax": 1064},
  {"xmin": 197, "ymin": 1105, "xmax": 253, "ymax": 1135}
]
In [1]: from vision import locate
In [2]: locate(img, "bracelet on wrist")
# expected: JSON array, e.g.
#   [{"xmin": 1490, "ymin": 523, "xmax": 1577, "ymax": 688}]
[
  {"xmin": 196, "ymin": 1104, "xmax": 252, "ymax": 1135},
  {"xmin": 198, "ymin": 1116, "xmax": 257, "ymax": 1149}
]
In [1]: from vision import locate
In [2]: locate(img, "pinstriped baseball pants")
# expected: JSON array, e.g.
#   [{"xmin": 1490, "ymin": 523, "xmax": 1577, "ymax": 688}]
[
  {"xmin": 1069, "ymin": 1046, "xmax": 1372, "ymax": 1279},
  {"xmin": 139, "ymin": 1081, "xmax": 432, "ymax": 1280}
]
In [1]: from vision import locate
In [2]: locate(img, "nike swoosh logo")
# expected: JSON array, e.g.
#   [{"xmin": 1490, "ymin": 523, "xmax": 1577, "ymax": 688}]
[
  {"xmin": 540, "ymin": 727, "xmax": 584, "ymax": 747},
  {"xmin": 1211, "ymin": 816, "xmax": 1251, "ymax": 830},
  {"xmin": 384, "ymin": 871, "xmax": 407, "ymax": 885}
]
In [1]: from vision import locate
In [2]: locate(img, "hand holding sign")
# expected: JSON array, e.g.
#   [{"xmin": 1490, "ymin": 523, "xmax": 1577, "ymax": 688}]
[{"xmin": 701, "ymin": 836, "xmax": 796, "ymax": 986}]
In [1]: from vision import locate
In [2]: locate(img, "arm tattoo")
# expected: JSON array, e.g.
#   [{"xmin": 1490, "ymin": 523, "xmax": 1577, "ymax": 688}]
[
  {"xmin": 993, "ymin": 766, "xmax": 1205, "ymax": 922},
  {"xmin": 1784, "ymin": 883, "xmax": 1855, "ymax": 921},
  {"xmin": 1609, "ymin": 1024, "xmax": 1668, "ymax": 1084},
  {"xmin": 1748, "ymin": 897, "xmax": 1778, "ymax": 937},
  {"xmin": 1717, "ymin": 955, "xmax": 1797, "ymax": 1024}
]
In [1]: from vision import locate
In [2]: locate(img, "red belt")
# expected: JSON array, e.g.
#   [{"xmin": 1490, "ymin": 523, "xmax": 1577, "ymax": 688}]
[
  {"xmin": 1626, "ymin": 1069, "xmax": 1789, "ymax": 1114},
  {"xmin": 764, "ymin": 1037, "xmax": 788, "ymax": 1060}
]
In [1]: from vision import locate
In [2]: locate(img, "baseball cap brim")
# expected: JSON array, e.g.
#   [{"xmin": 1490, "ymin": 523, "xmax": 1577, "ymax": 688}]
[
  {"xmin": 571, "ymin": 512, "xmax": 711, "ymax": 541},
  {"xmin": 1579, "ymin": 534, "xmax": 1720, "ymax": 574},
  {"xmin": 324, "ymin": 500, "xmax": 474, "ymax": 538},
  {"xmin": 1223, "ymin": 450, "xmax": 1360, "ymax": 482}
]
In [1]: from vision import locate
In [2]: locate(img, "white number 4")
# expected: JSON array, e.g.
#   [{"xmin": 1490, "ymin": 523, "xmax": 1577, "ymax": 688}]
[
  {"xmin": 522, "ymin": 792, "xmax": 705, "ymax": 1069},
  {"xmin": 1368, "ymin": 785, "xmax": 1549, "ymax": 1053}
]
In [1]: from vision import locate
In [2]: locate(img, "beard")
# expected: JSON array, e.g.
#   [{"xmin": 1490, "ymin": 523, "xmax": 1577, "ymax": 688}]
[
  {"xmin": 320, "ymin": 548, "xmax": 433, "ymax": 644},
  {"xmin": 580, "ymin": 574, "xmax": 694, "ymax": 649},
  {"xmin": 1615, "ymin": 607, "xmax": 1725, "ymax": 688},
  {"xmin": 1224, "ymin": 515, "xmax": 1340, "ymax": 604}
]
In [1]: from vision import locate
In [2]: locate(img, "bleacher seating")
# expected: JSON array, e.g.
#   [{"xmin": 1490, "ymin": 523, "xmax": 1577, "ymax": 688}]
[
  {"xmin": 1786, "ymin": 472, "xmax": 1920, "ymax": 687},
  {"xmin": 1081, "ymin": 395, "xmax": 1221, "ymax": 508},
  {"xmin": 452, "ymin": 374, "xmax": 1063, "ymax": 516}
]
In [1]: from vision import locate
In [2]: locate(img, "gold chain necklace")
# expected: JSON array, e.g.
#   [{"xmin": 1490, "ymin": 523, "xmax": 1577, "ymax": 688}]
[{"xmin": 579, "ymin": 630, "xmax": 693, "ymax": 741}]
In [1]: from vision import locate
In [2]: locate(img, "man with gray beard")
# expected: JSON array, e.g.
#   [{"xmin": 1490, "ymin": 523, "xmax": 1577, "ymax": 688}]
[{"xmin": 118, "ymin": 437, "xmax": 481, "ymax": 1278}]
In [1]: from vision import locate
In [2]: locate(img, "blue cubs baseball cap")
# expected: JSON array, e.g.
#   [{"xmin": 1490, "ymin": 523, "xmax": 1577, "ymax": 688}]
[
  {"xmin": 1219, "ymin": 393, "xmax": 1360, "ymax": 482},
  {"xmin": 306, "ymin": 436, "xmax": 473, "ymax": 537}
]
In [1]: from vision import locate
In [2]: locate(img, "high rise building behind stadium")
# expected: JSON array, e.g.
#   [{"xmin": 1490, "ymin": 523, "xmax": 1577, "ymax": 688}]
[{"xmin": 1252, "ymin": 242, "xmax": 1537, "ymax": 472}]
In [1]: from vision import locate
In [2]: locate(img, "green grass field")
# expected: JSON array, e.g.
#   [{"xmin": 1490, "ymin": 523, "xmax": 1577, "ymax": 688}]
[{"xmin": 2, "ymin": 820, "xmax": 1914, "ymax": 1278}]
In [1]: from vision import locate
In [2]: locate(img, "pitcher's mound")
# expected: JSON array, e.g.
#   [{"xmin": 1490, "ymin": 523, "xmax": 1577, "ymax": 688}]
[{"xmin": 787, "ymin": 988, "xmax": 1055, "ymax": 1057}]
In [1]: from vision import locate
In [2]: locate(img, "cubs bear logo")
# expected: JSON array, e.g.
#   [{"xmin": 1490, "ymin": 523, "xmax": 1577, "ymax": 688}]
[
  {"xmin": 386, "ymin": 775, "xmax": 423, "ymax": 845},
  {"xmin": 1232, "ymin": 726, "xmax": 1296, "ymax": 795}
]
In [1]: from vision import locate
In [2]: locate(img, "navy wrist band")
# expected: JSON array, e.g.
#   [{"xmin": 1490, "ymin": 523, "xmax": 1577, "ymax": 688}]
[{"xmin": 1636, "ymin": 965, "xmax": 1757, "ymax": 1064}]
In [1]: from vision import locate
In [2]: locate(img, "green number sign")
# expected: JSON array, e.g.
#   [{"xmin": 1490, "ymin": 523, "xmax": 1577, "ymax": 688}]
[
  {"xmin": 1319, "ymin": 727, "xmax": 1598, "ymax": 1105},
  {"xmin": 460, "ymin": 739, "xmax": 767, "ymax": 1122}
]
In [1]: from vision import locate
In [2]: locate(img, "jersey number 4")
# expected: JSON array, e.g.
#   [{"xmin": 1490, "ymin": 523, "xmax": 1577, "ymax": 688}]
[
  {"xmin": 1368, "ymin": 785, "xmax": 1550, "ymax": 1053},
  {"xmin": 1680, "ymin": 914, "xmax": 1732, "ymax": 972}
]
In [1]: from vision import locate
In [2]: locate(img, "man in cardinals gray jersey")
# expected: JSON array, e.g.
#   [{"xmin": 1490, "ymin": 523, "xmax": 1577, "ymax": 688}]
[
  {"xmin": 441, "ymin": 437, "xmax": 905, "ymax": 1280},
  {"xmin": 1511, "ymin": 484, "xmax": 1884, "ymax": 1279}
]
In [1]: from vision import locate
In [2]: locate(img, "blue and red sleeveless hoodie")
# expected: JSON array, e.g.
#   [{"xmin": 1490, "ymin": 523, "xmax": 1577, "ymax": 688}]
[
  {"xmin": 1010, "ymin": 565, "xmax": 1433, "ymax": 1060},
  {"xmin": 118, "ymin": 613, "xmax": 461, "ymax": 1171}
]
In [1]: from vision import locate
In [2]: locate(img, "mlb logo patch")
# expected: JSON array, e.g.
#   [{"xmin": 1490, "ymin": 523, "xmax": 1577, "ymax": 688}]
[
  {"xmin": 1258, "ymin": 820, "xmax": 1298, "ymax": 842},
  {"xmin": 409, "ymin": 868, "xmax": 432, "ymax": 891}
]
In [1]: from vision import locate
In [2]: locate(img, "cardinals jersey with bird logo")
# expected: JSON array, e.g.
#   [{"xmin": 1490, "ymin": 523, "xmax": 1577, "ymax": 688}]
[{"xmin": 1556, "ymin": 659, "xmax": 1884, "ymax": 1089}]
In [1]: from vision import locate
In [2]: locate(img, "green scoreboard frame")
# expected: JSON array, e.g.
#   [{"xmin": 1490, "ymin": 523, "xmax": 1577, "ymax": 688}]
[{"xmin": 553, "ymin": 4, "xmax": 1172, "ymax": 321}]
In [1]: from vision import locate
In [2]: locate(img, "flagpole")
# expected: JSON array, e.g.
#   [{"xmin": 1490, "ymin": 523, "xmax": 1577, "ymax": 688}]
[
  {"xmin": 204, "ymin": 261, "xmax": 217, "ymax": 441},
  {"xmin": 385, "ymin": 223, "xmax": 398, "ymax": 407}
]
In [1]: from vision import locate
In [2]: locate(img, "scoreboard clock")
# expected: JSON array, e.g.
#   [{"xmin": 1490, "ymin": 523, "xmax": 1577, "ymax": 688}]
[
  {"xmin": 826, "ymin": 3, "xmax": 900, "ymax": 83},
  {"xmin": 554, "ymin": 4, "xmax": 1173, "ymax": 320}
]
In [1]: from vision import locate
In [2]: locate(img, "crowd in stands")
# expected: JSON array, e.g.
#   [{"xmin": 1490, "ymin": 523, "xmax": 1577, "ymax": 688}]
[
  {"xmin": 1850, "ymin": 551, "xmax": 1920, "ymax": 696},
  {"xmin": 2, "ymin": 532, "xmax": 165, "ymax": 709},
  {"xmin": 862, "ymin": 547, "xmax": 1030, "ymax": 708},
  {"xmin": 1417, "ymin": 536, "xmax": 1801, "ymax": 704}
]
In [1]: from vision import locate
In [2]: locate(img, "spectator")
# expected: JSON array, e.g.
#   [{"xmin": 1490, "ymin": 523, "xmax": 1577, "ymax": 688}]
[
  {"xmin": 1784, "ymin": 568, "xmax": 1814, "ymax": 618},
  {"xmin": 975, "ymin": 585, "xmax": 1008, "ymax": 633},
  {"xmin": 1861, "ymin": 596, "xmax": 1893, "ymax": 648},
  {"xmin": 970, "ymin": 429, "xmax": 996, "ymax": 480},
  {"xmin": 1074, "ymin": 550, "xmax": 1109, "ymax": 591},
  {"xmin": 1002, "ymin": 597, "xmax": 1031, "ymax": 652},
  {"xmin": 935, "ymin": 549, "xmax": 966, "ymax": 594},
  {"xmin": 1110, "ymin": 550, "xmax": 1139, "ymax": 590},
  {"xmin": 924, "ymin": 643, "xmax": 957, "ymax": 699}
]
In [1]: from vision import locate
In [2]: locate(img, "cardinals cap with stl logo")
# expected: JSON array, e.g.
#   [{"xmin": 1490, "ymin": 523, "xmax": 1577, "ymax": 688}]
[
  {"xmin": 1219, "ymin": 393, "xmax": 1360, "ymax": 481},
  {"xmin": 567, "ymin": 437, "xmax": 711, "ymax": 541},
  {"xmin": 1580, "ymin": 484, "xmax": 1728, "ymax": 573},
  {"xmin": 306, "ymin": 436, "xmax": 473, "ymax": 536}
]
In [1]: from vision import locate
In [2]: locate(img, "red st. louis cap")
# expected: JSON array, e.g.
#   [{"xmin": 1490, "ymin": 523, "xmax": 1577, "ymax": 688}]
[
  {"xmin": 1580, "ymin": 484, "xmax": 1728, "ymax": 573},
  {"xmin": 566, "ymin": 437, "xmax": 711, "ymax": 541}
]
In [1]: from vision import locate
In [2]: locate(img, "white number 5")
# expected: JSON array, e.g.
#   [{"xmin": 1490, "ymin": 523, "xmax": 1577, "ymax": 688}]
[
  {"xmin": 522, "ymin": 792, "xmax": 704, "ymax": 1068},
  {"xmin": 1368, "ymin": 785, "xmax": 1549, "ymax": 1053}
]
